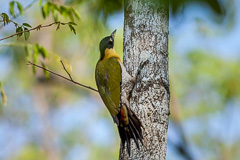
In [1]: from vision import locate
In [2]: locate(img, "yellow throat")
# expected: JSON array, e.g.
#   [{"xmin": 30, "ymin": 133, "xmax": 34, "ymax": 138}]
[{"xmin": 103, "ymin": 48, "xmax": 121, "ymax": 61}]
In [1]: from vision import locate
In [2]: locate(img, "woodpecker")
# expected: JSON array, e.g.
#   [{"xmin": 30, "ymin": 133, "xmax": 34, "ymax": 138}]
[{"xmin": 95, "ymin": 30, "xmax": 143, "ymax": 155}]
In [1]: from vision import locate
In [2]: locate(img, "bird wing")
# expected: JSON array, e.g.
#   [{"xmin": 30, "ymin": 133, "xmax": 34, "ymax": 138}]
[{"xmin": 95, "ymin": 57, "xmax": 121, "ymax": 124}]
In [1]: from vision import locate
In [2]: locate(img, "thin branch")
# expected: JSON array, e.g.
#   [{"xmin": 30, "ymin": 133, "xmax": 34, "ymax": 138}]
[
  {"xmin": 27, "ymin": 61, "xmax": 98, "ymax": 93},
  {"xmin": 0, "ymin": 21, "xmax": 68, "ymax": 41},
  {"xmin": 60, "ymin": 60, "xmax": 73, "ymax": 81},
  {"xmin": 9, "ymin": 19, "xmax": 18, "ymax": 26}
]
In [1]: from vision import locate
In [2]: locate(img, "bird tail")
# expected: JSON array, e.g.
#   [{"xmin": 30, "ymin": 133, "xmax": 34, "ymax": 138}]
[{"xmin": 117, "ymin": 107, "xmax": 143, "ymax": 156}]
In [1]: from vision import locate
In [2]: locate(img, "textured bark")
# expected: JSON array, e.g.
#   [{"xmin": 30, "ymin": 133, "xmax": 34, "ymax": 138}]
[{"xmin": 119, "ymin": 0, "xmax": 169, "ymax": 159}]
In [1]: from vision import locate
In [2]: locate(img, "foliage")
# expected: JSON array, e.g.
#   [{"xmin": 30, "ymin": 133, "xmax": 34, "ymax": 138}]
[
  {"xmin": 170, "ymin": 0, "xmax": 225, "ymax": 15},
  {"xmin": 0, "ymin": 81, "xmax": 7, "ymax": 106},
  {"xmin": 39, "ymin": 1, "xmax": 80, "ymax": 22}
]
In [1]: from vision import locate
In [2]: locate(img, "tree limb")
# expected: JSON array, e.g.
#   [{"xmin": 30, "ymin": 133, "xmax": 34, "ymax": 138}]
[
  {"xmin": 27, "ymin": 61, "xmax": 98, "ymax": 93},
  {"xmin": 60, "ymin": 60, "xmax": 73, "ymax": 81},
  {"xmin": 0, "ymin": 21, "xmax": 69, "ymax": 42}
]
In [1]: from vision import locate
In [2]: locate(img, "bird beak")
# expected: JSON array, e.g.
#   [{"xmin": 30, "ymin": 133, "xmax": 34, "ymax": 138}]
[{"xmin": 111, "ymin": 29, "xmax": 117, "ymax": 39}]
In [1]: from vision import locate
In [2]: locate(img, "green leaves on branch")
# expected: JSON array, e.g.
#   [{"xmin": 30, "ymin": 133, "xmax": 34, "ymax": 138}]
[
  {"xmin": 1, "ymin": 12, "xmax": 32, "ymax": 40},
  {"xmin": 0, "ymin": 82, "xmax": 7, "ymax": 106},
  {"xmin": 68, "ymin": 22, "xmax": 77, "ymax": 34},
  {"xmin": 16, "ymin": 26, "xmax": 23, "ymax": 40},
  {"xmin": 23, "ymin": 23, "xmax": 32, "ymax": 28},
  {"xmin": 70, "ymin": 8, "xmax": 80, "ymax": 21},
  {"xmin": 0, "ymin": 20, "xmax": 76, "ymax": 41},
  {"xmin": 41, "ymin": 62, "xmax": 50, "ymax": 79},
  {"xmin": 40, "ymin": 2, "xmax": 80, "ymax": 22},
  {"xmin": 55, "ymin": 22, "xmax": 77, "ymax": 35},
  {"xmin": 22, "ymin": 23, "xmax": 32, "ymax": 40},
  {"xmin": 15, "ymin": 23, "xmax": 32, "ymax": 41},
  {"xmin": 9, "ymin": 1, "xmax": 23, "ymax": 17},
  {"xmin": 0, "ymin": 13, "xmax": 10, "ymax": 26},
  {"xmin": 25, "ymin": 44, "xmax": 49, "ymax": 79}
]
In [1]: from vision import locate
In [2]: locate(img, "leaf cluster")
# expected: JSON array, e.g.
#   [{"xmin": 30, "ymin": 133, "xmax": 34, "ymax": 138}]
[
  {"xmin": 0, "ymin": 13, "xmax": 32, "ymax": 40},
  {"xmin": 9, "ymin": 0, "xmax": 23, "ymax": 17},
  {"xmin": 25, "ymin": 44, "xmax": 49, "ymax": 78},
  {"xmin": 39, "ymin": 1, "xmax": 80, "ymax": 22}
]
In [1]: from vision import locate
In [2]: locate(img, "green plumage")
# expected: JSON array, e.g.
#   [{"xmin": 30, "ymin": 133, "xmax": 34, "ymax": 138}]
[
  {"xmin": 95, "ymin": 30, "xmax": 143, "ymax": 156},
  {"xmin": 95, "ymin": 57, "xmax": 121, "ymax": 123}
]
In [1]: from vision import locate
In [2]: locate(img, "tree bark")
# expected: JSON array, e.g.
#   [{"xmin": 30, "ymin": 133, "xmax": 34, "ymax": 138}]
[{"xmin": 119, "ymin": 0, "xmax": 169, "ymax": 159}]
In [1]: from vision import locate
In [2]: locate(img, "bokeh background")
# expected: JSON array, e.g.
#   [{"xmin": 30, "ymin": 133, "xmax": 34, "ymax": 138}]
[{"xmin": 0, "ymin": 0, "xmax": 239, "ymax": 160}]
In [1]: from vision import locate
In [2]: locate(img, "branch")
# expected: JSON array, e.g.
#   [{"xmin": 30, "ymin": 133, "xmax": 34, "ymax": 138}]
[
  {"xmin": 0, "ymin": 21, "xmax": 68, "ymax": 42},
  {"xmin": 27, "ymin": 61, "xmax": 98, "ymax": 93},
  {"xmin": 60, "ymin": 60, "xmax": 73, "ymax": 81}
]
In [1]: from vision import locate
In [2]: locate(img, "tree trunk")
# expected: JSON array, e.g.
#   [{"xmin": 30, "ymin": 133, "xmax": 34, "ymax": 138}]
[{"xmin": 119, "ymin": 0, "xmax": 169, "ymax": 159}]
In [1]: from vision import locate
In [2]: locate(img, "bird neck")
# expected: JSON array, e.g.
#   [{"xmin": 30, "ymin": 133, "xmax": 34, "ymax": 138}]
[{"xmin": 100, "ymin": 48, "xmax": 121, "ymax": 61}]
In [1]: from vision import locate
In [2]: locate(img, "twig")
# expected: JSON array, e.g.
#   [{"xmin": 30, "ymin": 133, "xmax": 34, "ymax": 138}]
[
  {"xmin": 60, "ymin": 60, "xmax": 73, "ymax": 81},
  {"xmin": 9, "ymin": 19, "xmax": 18, "ymax": 26},
  {"xmin": 0, "ymin": 21, "xmax": 68, "ymax": 41},
  {"xmin": 27, "ymin": 61, "xmax": 98, "ymax": 93}
]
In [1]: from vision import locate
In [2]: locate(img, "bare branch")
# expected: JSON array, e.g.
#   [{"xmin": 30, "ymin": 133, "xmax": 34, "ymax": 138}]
[
  {"xmin": 27, "ymin": 61, "xmax": 98, "ymax": 93},
  {"xmin": 0, "ymin": 22, "xmax": 69, "ymax": 42},
  {"xmin": 60, "ymin": 60, "xmax": 73, "ymax": 81}
]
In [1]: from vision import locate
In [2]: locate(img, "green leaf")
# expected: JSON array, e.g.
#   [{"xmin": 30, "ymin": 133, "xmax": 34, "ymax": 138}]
[
  {"xmin": 38, "ymin": 0, "xmax": 42, "ymax": 6},
  {"xmin": 0, "ymin": 82, "xmax": 7, "ymax": 106},
  {"xmin": 16, "ymin": 27, "xmax": 23, "ymax": 39},
  {"xmin": 24, "ymin": 44, "xmax": 31, "ymax": 61},
  {"xmin": 71, "ymin": 8, "xmax": 80, "ymax": 20},
  {"xmin": 59, "ymin": 6, "xmax": 68, "ymax": 18},
  {"xmin": 1, "ymin": 13, "xmax": 10, "ymax": 25},
  {"xmin": 51, "ymin": 3, "xmax": 60, "ymax": 13},
  {"xmin": 39, "ymin": 47, "xmax": 48, "ymax": 58},
  {"xmin": 1, "ymin": 13, "xmax": 9, "ymax": 19},
  {"xmin": 41, "ymin": 6, "xmax": 46, "ymax": 19},
  {"xmin": 41, "ymin": 62, "xmax": 50, "ymax": 79},
  {"xmin": 67, "ymin": 9, "xmax": 74, "ymax": 22},
  {"xmin": 9, "ymin": 1, "xmax": 15, "ymax": 16},
  {"xmin": 16, "ymin": 2, "xmax": 23, "ymax": 15},
  {"xmin": 59, "ymin": 6, "xmax": 66, "ymax": 14},
  {"xmin": 68, "ymin": 22, "xmax": 77, "ymax": 26},
  {"xmin": 50, "ymin": 4, "xmax": 55, "ymax": 14},
  {"xmin": 68, "ymin": 24, "xmax": 76, "ymax": 34},
  {"xmin": 53, "ymin": 13, "xmax": 58, "ymax": 22},
  {"xmin": 42, "ymin": 2, "xmax": 50, "ymax": 18},
  {"xmin": 32, "ymin": 44, "xmax": 39, "ymax": 75},
  {"xmin": 25, "ymin": 45, "xmax": 29, "ymax": 56},
  {"xmin": 22, "ymin": 23, "xmax": 32, "ymax": 28},
  {"xmin": 34, "ymin": 43, "xmax": 39, "ymax": 53},
  {"xmin": 24, "ymin": 27, "xmax": 30, "ymax": 41}
]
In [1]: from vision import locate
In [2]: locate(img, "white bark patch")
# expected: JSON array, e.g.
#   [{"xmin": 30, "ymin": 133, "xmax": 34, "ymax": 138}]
[{"xmin": 120, "ymin": 0, "xmax": 169, "ymax": 159}]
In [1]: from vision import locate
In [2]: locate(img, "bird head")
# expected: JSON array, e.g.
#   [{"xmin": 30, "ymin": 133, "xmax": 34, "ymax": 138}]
[{"xmin": 99, "ymin": 29, "xmax": 117, "ymax": 60}]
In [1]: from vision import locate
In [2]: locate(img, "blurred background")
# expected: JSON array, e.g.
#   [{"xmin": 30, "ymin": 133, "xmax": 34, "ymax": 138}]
[{"xmin": 0, "ymin": 0, "xmax": 239, "ymax": 160}]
